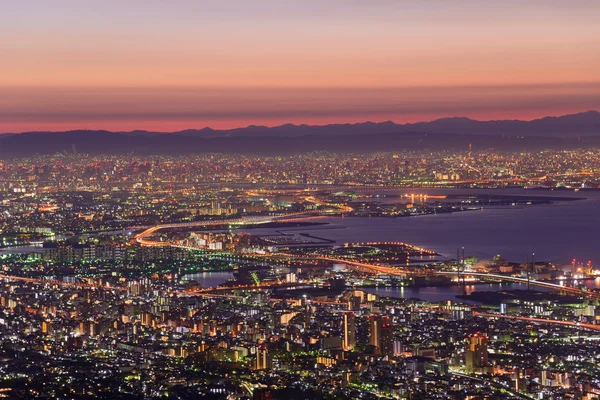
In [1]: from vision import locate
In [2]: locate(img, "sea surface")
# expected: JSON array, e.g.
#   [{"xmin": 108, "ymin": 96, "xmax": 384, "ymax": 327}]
[
  {"xmin": 182, "ymin": 271, "xmax": 236, "ymax": 288},
  {"xmin": 243, "ymin": 188, "xmax": 600, "ymax": 266}
]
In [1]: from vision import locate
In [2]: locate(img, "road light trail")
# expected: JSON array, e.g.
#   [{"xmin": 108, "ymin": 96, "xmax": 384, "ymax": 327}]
[{"xmin": 0, "ymin": 274, "xmax": 127, "ymax": 291}]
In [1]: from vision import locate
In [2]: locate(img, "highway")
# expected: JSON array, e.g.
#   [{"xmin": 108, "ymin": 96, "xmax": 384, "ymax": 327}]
[
  {"xmin": 0, "ymin": 274, "xmax": 127, "ymax": 291},
  {"xmin": 474, "ymin": 312, "xmax": 600, "ymax": 332},
  {"xmin": 134, "ymin": 211, "xmax": 317, "ymax": 246}
]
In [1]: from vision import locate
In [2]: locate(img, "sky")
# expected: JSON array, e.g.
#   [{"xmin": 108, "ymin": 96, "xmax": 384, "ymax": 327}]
[{"xmin": 1, "ymin": 0, "xmax": 599, "ymax": 132}]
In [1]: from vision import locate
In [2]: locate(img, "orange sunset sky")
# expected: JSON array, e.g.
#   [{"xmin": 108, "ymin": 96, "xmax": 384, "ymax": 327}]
[{"xmin": 1, "ymin": 0, "xmax": 599, "ymax": 132}]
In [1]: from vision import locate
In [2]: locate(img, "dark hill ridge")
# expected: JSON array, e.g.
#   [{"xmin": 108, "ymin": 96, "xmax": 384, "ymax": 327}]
[
  {"xmin": 121, "ymin": 110, "xmax": 600, "ymax": 138},
  {"xmin": 1, "ymin": 130, "xmax": 599, "ymax": 159},
  {"xmin": 0, "ymin": 111, "xmax": 599, "ymax": 157}
]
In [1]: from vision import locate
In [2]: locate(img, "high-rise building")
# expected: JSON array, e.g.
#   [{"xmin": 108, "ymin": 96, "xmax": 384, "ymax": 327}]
[
  {"xmin": 369, "ymin": 315, "xmax": 394, "ymax": 357},
  {"xmin": 142, "ymin": 312, "xmax": 154, "ymax": 327},
  {"xmin": 256, "ymin": 345, "xmax": 271, "ymax": 370},
  {"xmin": 465, "ymin": 333, "xmax": 488, "ymax": 372},
  {"xmin": 380, "ymin": 317, "xmax": 394, "ymax": 357},
  {"xmin": 348, "ymin": 296, "xmax": 361, "ymax": 312},
  {"xmin": 89, "ymin": 321, "xmax": 99, "ymax": 337},
  {"xmin": 79, "ymin": 321, "xmax": 88, "ymax": 336},
  {"xmin": 343, "ymin": 312, "xmax": 356, "ymax": 351},
  {"xmin": 369, "ymin": 316, "xmax": 380, "ymax": 349},
  {"xmin": 130, "ymin": 283, "xmax": 145, "ymax": 297},
  {"xmin": 285, "ymin": 273, "xmax": 297, "ymax": 283},
  {"xmin": 42, "ymin": 321, "xmax": 52, "ymax": 334}
]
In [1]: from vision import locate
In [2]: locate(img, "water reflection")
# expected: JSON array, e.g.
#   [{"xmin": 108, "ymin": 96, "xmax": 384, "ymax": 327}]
[
  {"xmin": 182, "ymin": 271, "xmax": 234, "ymax": 288},
  {"xmin": 366, "ymin": 282, "xmax": 538, "ymax": 303}
]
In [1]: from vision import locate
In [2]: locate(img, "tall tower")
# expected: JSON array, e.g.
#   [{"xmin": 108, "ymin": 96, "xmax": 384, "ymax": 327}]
[
  {"xmin": 343, "ymin": 312, "xmax": 356, "ymax": 351},
  {"xmin": 369, "ymin": 315, "xmax": 393, "ymax": 357},
  {"xmin": 348, "ymin": 296, "xmax": 361, "ymax": 312},
  {"xmin": 465, "ymin": 333, "xmax": 488, "ymax": 372},
  {"xmin": 380, "ymin": 317, "xmax": 394, "ymax": 357},
  {"xmin": 369, "ymin": 316, "xmax": 380, "ymax": 349},
  {"xmin": 256, "ymin": 345, "xmax": 270, "ymax": 370}
]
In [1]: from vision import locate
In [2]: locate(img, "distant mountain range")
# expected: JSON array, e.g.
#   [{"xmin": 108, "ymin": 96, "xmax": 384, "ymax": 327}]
[{"xmin": 1, "ymin": 110, "xmax": 599, "ymax": 158}]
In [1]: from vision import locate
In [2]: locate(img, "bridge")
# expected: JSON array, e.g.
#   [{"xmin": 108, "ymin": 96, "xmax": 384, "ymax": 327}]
[
  {"xmin": 301, "ymin": 195, "xmax": 354, "ymax": 213},
  {"xmin": 435, "ymin": 271, "xmax": 600, "ymax": 300},
  {"xmin": 273, "ymin": 253, "xmax": 410, "ymax": 276},
  {"xmin": 267, "ymin": 255, "xmax": 600, "ymax": 299},
  {"xmin": 473, "ymin": 312, "xmax": 600, "ymax": 332}
]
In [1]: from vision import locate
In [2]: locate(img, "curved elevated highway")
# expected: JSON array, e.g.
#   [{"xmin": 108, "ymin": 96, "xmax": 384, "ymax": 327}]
[{"xmin": 135, "ymin": 212, "xmax": 317, "ymax": 246}]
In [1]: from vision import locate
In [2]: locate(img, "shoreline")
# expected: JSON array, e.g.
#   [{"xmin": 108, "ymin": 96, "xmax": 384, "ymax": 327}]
[{"xmin": 357, "ymin": 275, "xmax": 600, "ymax": 290}]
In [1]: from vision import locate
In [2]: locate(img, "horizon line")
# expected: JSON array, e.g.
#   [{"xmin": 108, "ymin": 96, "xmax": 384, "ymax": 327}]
[{"xmin": 2, "ymin": 109, "xmax": 598, "ymax": 136}]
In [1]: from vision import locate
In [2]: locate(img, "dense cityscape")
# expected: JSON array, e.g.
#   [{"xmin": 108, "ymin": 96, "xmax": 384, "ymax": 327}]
[
  {"xmin": 4, "ymin": 0, "xmax": 600, "ymax": 398},
  {"xmin": 0, "ymin": 149, "xmax": 600, "ymax": 399},
  {"xmin": 2, "ymin": 148, "xmax": 600, "ymax": 189}
]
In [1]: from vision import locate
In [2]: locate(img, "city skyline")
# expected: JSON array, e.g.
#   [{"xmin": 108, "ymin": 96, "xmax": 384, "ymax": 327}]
[{"xmin": 3, "ymin": 2, "xmax": 600, "ymax": 399}]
